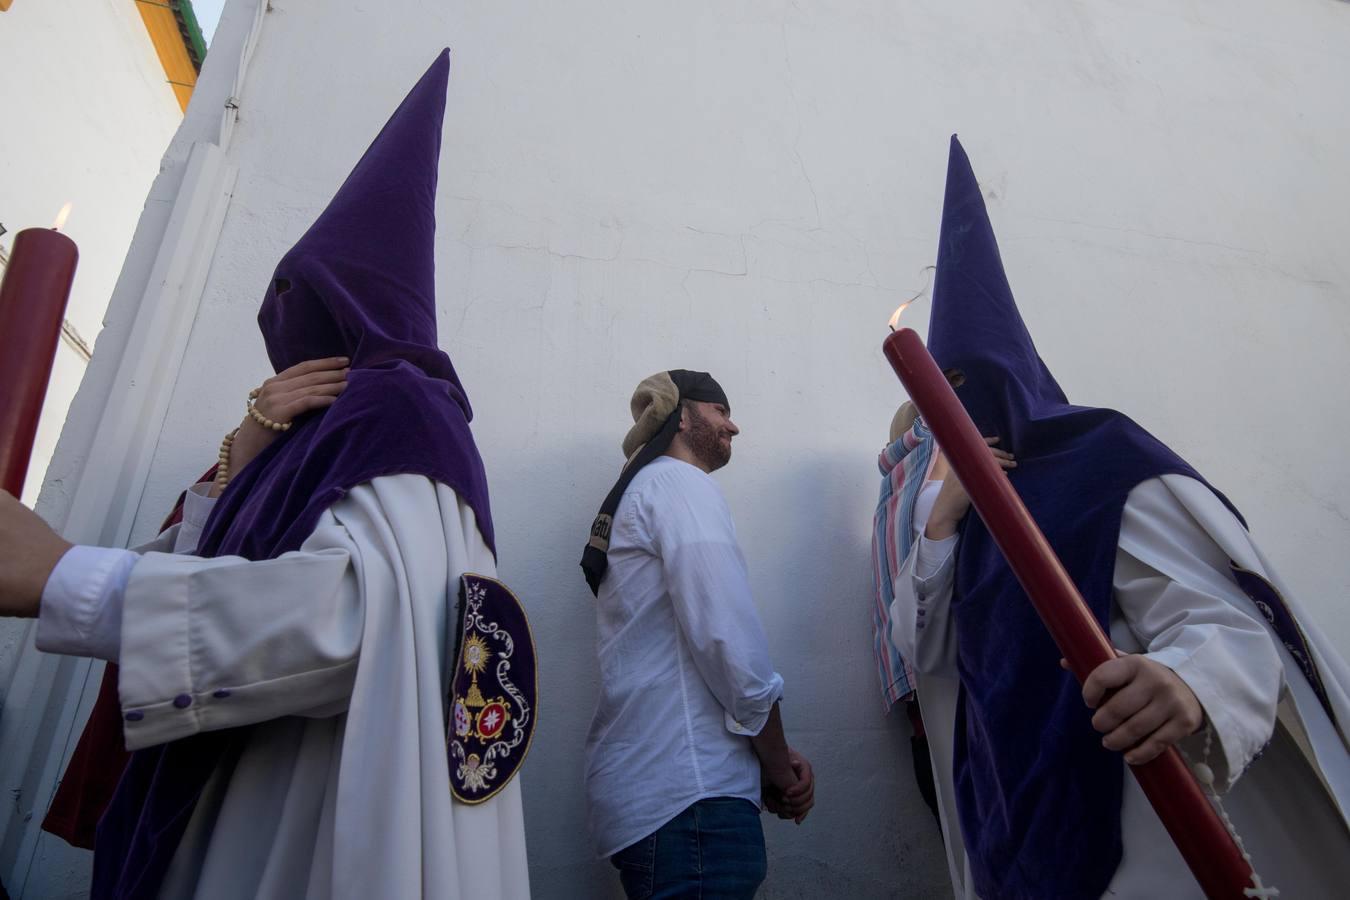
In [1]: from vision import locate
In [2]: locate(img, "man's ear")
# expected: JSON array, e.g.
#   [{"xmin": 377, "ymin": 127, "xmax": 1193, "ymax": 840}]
[{"xmin": 676, "ymin": 404, "xmax": 689, "ymax": 432}]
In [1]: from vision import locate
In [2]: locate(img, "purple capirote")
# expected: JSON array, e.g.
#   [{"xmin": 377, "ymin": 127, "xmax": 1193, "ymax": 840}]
[
  {"xmin": 92, "ymin": 49, "xmax": 495, "ymax": 900},
  {"xmin": 928, "ymin": 135, "xmax": 1240, "ymax": 900}
]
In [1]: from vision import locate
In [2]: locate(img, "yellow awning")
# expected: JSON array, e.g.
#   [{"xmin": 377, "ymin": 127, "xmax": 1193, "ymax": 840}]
[{"xmin": 134, "ymin": 1, "xmax": 200, "ymax": 113}]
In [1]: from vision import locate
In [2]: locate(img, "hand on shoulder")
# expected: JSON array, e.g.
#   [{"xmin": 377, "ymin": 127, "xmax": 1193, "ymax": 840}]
[
  {"xmin": 212, "ymin": 357, "xmax": 349, "ymax": 497},
  {"xmin": 924, "ymin": 438, "xmax": 1015, "ymax": 540}
]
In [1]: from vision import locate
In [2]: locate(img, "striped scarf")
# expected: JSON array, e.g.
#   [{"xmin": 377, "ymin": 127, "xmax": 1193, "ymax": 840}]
[{"xmin": 869, "ymin": 418, "xmax": 935, "ymax": 710}]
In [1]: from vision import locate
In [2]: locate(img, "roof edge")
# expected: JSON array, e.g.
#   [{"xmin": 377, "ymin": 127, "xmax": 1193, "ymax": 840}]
[{"xmin": 173, "ymin": 0, "xmax": 208, "ymax": 71}]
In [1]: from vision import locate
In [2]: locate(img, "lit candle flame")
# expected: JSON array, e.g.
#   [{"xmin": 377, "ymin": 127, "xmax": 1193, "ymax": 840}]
[
  {"xmin": 887, "ymin": 266, "xmax": 936, "ymax": 332},
  {"xmin": 888, "ymin": 300, "xmax": 913, "ymax": 332},
  {"xmin": 53, "ymin": 202, "xmax": 73, "ymax": 231}
]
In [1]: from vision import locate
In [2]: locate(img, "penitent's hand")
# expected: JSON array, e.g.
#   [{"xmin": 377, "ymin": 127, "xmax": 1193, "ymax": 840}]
[
  {"xmin": 1077, "ymin": 653, "xmax": 1204, "ymax": 766},
  {"xmin": 212, "ymin": 357, "xmax": 349, "ymax": 497},
  {"xmin": 923, "ymin": 438, "xmax": 1016, "ymax": 540},
  {"xmin": 0, "ymin": 490, "xmax": 73, "ymax": 618}
]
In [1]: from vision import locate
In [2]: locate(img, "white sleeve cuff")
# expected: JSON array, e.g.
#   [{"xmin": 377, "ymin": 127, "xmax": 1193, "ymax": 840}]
[
  {"xmin": 173, "ymin": 483, "xmax": 218, "ymax": 554},
  {"xmin": 1148, "ymin": 645, "xmax": 1255, "ymax": 789},
  {"xmin": 915, "ymin": 534, "xmax": 958, "ymax": 583},
  {"xmin": 725, "ymin": 675, "xmax": 785, "ymax": 736},
  {"xmin": 36, "ymin": 545, "xmax": 140, "ymax": 662}
]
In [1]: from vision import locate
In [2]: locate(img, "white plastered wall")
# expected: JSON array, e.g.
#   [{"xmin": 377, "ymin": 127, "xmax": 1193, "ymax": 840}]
[{"xmin": 20, "ymin": 0, "xmax": 1350, "ymax": 897}]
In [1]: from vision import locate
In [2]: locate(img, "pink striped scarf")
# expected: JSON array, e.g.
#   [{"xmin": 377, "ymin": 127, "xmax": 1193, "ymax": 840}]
[{"xmin": 869, "ymin": 419, "xmax": 934, "ymax": 709}]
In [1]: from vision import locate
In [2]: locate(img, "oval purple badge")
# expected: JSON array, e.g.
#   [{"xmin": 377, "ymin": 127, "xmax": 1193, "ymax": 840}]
[{"xmin": 447, "ymin": 573, "xmax": 538, "ymax": 804}]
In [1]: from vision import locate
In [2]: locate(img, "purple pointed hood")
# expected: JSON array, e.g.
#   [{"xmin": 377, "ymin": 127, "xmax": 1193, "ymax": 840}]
[
  {"xmin": 196, "ymin": 46, "xmax": 492, "ymax": 562},
  {"xmin": 928, "ymin": 136, "xmax": 1068, "ymax": 445},
  {"xmin": 928, "ymin": 136, "xmax": 1240, "ymax": 900},
  {"xmin": 260, "ymin": 47, "xmax": 467, "ymax": 402},
  {"xmin": 93, "ymin": 50, "xmax": 496, "ymax": 899}
]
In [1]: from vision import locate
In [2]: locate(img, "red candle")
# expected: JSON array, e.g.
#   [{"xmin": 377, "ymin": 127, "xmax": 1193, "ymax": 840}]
[
  {"xmin": 883, "ymin": 326, "xmax": 1255, "ymax": 899},
  {"xmin": 0, "ymin": 220, "xmax": 79, "ymax": 497}
]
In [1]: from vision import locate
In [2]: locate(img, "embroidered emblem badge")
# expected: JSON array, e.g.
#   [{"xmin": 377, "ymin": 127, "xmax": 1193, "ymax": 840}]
[
  {"xmin": 1231, "ymin": 563, "xmax": 1337, "ymax": 728},
  {"xmin": 447, "ymin": 573, "xmax": 537, "ymax": 804}
]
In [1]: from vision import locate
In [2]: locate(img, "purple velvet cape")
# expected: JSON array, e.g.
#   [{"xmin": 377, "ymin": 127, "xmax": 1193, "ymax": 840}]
[
  {"xmin": 928, "ymin": 136, "xmax": 1242, "ymax": 900},
  {"xmin": 91, "ymin": 49, "xmax": 496, "ymax": 899}
]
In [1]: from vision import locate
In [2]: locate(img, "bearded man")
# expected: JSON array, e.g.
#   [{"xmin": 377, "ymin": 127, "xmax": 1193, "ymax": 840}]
[{"xmin": 579, "ymin": 371, "xmax": 814, "ymax": 899}]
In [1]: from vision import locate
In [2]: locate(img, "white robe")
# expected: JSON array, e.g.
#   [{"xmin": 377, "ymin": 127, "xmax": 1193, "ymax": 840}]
[
  {"xmin": 60, "ymin": 475, "xmax": 530, "ymax": 899},
  {"xmin": 891, "ymin": 474, "xmax": 1350, "ymax": 899}
]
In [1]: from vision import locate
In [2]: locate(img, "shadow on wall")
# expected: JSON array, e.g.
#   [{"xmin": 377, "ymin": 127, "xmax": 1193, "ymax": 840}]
[
  {"xmin": 750, "ymin": 455, "xmax": 952, "ymax": 900},
  {"xmin": 487, "ymin": 433, "xmax": 619, "ymax": 897},
  {"xmin": 485, "ymin": 436, "xmax": 951, "ymax": 898}
]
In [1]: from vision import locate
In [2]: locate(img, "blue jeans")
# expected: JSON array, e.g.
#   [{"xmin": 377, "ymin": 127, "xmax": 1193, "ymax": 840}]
[{"xmin": 610, "ymin": 797, "xmax": 767, "ymax": 899}]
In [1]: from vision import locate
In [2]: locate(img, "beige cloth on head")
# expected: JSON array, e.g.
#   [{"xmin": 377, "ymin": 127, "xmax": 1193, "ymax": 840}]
[
  {"xmin": 623, "ymin": 372, "xmax": 681, "ymax": 459},
  {"xmin": 583, "ymin": 367, "xmax": 727, "ymax": 594}
]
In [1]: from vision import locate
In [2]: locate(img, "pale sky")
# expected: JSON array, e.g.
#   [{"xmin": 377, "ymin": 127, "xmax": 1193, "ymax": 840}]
[{"xmin": 193, "ymin": 0, "xmax": 227, "ymax": 44}]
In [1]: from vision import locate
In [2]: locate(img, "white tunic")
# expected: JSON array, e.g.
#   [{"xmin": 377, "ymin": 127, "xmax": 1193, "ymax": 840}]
[
  {"xmin": 891, "ymin": 474, "xmax": 1350, "ymax": 899},
  {"xmin": 37, "ymin": 475, "xmax": 531, "ymax": 900}
]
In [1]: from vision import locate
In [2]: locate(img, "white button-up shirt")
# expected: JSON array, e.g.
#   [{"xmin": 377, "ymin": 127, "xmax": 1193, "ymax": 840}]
[{"xmin": 584, "ymin": 456, "xmax": 784, "ymax": 859}]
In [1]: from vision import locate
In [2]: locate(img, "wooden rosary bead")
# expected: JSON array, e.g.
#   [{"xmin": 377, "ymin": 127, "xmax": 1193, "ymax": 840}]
[
  {"xmin": 215, "ymin": 428, "xmax": 238, "ymax": 489},
  {"xmin": 247, "ymin": 386, "xmax": 292, "ymax": 432}
]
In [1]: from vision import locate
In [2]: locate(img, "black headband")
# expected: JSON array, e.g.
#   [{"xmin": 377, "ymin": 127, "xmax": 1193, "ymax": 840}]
[{"xmin": 580, "ymin": 370, "xmax": 727, "ymax": 596}]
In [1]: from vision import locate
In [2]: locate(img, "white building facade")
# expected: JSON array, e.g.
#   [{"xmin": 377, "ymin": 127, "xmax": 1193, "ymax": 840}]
[
  {"xmin": 0, "ymin": 1, "xmax": 193, "ymax": 895},
  {"xmin": 6, "ymin": 1, "xmax": 1350, "ymax": 897}
]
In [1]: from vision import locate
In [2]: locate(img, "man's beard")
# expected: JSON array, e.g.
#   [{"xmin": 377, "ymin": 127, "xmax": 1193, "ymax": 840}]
[{"xmin": 686, "ymin": 409, "xmax": 732, "ymax": 471}]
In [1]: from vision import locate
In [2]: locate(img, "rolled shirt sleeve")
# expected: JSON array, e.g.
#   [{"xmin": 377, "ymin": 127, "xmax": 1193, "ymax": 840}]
[{"xmin": 650, "ymin": 469, "xmax": 784, "ymax": 736}]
